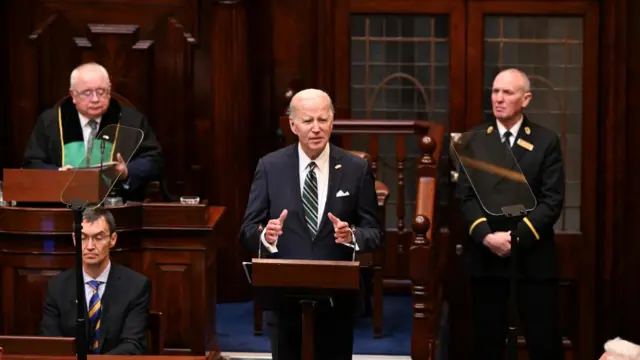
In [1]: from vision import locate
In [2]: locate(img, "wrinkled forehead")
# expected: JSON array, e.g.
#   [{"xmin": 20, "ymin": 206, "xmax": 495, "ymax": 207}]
[
  {"xmin": 295, "ymin": 98, "xmax": 332, "ymax": 119},
  {"xmin": 74, "ymin": 71, "xmax": 110, "ymax": 90},
  {"xmin": 492, "ymin": 72, "xmax": 525, "ymax": 92}
]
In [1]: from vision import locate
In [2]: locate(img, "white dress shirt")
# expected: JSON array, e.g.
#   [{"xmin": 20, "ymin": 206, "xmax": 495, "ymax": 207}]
[
  {"xmin": 78, "ymin": 112, "xmax": 102, "ymax": 151},
  {"xmin": 82, "ymin": 260, "xmax": 110, "ymax": 309},
  {"xmin": 496, "ymin": 116, "xmax": 523, "ymax": 147},
  {"xmin": 261, "ymin": 143, "xmax": 356, "ymax": 253}
]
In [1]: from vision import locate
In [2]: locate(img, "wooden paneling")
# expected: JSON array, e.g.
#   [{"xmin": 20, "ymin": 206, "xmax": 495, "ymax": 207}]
[
  {"xmin": 2, "ymin": 0, "xmax": 257, "ymax": 304},
  {"xmin": 598, "ymin": 0, "xmax": 627, "ymax": 350},
  {"xmin": 0, "ymin": 204, "xmax": 223, "ymax": 355},
  {"xmin": 207, "ymin": 0, "xmax": 253, "ymax": 302},
  {"xmin": 3, "ymin": 0, "xmax": 640, "ymax": 358},
  {"xmin": 604, "ymin": 0, "xmax": 640, "ymax": 349},
  {"xmin": 7, "ymin": 0, "xmax": 197, "ymax": 194}
]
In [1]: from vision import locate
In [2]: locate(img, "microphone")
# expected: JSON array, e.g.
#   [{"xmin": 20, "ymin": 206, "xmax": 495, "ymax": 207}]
[
  {"xmin": 99, "ymin": 135, "xmax": 107, "ymax": 171},
  {"xmin": 257, "ymin": 224, "xmax": 264, "ymax": 259}
]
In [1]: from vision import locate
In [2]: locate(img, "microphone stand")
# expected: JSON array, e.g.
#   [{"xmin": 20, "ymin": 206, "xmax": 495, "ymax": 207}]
[
  {"xmin": 72, "ymin": 202, "xmax": 88, "ymax": 360},
  {"xmin": 71, "ymin": 138, "xmax": 107, "ymax": 360},
  {"xmin": 501, "ymin": 204, "xmax": 526, "ymax": 360}
]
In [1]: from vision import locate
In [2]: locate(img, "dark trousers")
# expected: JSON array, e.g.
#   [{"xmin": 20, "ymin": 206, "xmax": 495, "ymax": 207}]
[
  {"xmin": 471, "ymin": 277, "xmax": 564, "ymax": 360},
  {"xmin": 264, "ymin": 296, "xmax": 356, "ymax": 360}
]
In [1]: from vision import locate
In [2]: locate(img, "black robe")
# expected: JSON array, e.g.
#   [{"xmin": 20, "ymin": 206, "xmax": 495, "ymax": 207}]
[{"xmin": 23, "ymin": 97, "xmax": 164, "ymax": 201}]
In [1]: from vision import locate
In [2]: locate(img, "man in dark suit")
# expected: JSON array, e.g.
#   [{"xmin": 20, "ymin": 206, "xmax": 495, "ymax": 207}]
[
  {"xmin": 240, "ymin": 88, "xmax": 383, "ymax": 360},
  {"xmin": 456, "ymin": 68, "xmax": 565, "ymax": 360},
  {"xmin": 458, "ymin": 69, "xmax": 565, "ymax": 360},
  {"xmin": 39, "ymin": 208, "xmax": 150, "ymax": 355},
  {"xmin": 23, "ymin": 62, "xmax": 164, "ymax": 201}
]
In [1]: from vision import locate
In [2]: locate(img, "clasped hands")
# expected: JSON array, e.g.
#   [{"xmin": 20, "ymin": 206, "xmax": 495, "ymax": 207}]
[
  {"xmin": 58, "ymin": 153, "xmax": 129, "ymax": 179},
  {"xmin": 483, "ymin": 231, "xmax": 513, "ymax": 257},
  {"xmin": 264, "ymin": 209, "xmax": 353, "ymax": 244}
]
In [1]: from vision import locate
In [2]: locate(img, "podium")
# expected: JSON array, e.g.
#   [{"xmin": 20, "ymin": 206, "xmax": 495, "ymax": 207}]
[
  {"xmin": 251, "ymin": 258, "xmax": 360, "ymax": 360},
  {"xmin": 3, "ymin": 169, "xmax": 101, "ymax": 203}
]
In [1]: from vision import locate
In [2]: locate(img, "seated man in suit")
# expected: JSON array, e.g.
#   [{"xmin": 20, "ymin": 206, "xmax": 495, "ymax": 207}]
[
  {"xmin": 39, "ymin": 208, "xmax": 150, "ymax": 355},
  {"xmin": 23, "ymin": 62, "xmax": 164, "ymax": 201},
  {"xmin": 240, "ymin": 88, "xmax": 383, "ymax": 360}
]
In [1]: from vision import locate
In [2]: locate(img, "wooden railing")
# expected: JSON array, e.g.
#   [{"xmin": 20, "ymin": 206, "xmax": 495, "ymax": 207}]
[{"xmin": 279, "ymin": 117, "xmax": 444, "ymax": 359}]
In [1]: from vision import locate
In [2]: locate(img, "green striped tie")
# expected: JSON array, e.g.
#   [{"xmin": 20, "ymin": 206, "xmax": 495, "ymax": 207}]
[{"xmin": 302, "ymin": 162, "xmax": 318, "ymax": 238}]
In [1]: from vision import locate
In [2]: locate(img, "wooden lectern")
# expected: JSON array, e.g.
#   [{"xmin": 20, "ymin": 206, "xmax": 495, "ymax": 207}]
[
  {"xmin": 251, "ymin": 258, "xmax": 360, "ymax": 360},
  {"xmin": 0, "ymin": 336, "xmax": 75, "ymax": 356},
  {"xmin": 3, "ymin": 169, "xmax": 101, "ymax": 203}
]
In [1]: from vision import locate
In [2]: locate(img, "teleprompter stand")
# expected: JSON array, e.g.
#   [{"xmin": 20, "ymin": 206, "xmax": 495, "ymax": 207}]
[
  {"xmin": 502, "ymin": 204, "xmax": 526, "ymax": 360},
  {"xmin": 451, "ymin": 130, "xmax": 537, "ymax": 360},
  {"xmin": 60, "ymin": 124, "xmax": 144, "ymax": 359}
]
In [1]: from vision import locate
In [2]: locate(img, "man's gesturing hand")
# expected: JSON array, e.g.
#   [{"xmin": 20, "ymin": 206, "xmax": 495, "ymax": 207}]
[
  {"xmin": 265, "ymin": 209, "xmax": 288, "ymax": 244},
  {"xmin": 328, "ymin": 212, "xmax": 352, "ymax": 244}
]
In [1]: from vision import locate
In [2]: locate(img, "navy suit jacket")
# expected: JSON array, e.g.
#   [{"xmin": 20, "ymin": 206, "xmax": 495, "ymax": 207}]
[
  {"xmin": 39, "ymin": 263, "xmax": 150, "ymax": 355},
  {"xmin": 240, "ymin": 144, "xmax": 383, "ymax": 308},
  {"xmin": 240, "ymin": 143, "xmax": 383, "ymax": 261}
]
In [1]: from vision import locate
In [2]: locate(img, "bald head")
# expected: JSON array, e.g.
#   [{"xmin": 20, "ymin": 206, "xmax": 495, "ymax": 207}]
[
  {"xmin": 495, "ymin": 68, "xmax": 531, "ymax": 93},
  {"xmin": 288, "ymin": 89, "xmax": 334, "ymax": 120},
  {"xmin": 70, "ymin": 62, "xmax": 110, "ymax": 90}
]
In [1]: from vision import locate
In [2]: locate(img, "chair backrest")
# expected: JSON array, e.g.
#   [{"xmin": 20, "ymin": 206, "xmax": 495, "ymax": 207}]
[
  {"xmin": 0, "ymin": 336, "xmax": 75, "ymax": 356},
  {"xmin": 347, "ymin": 150, "xmax": 372, "ymax": 165},
  {"xmin": 147, "ymin": 311, "xmax": 164, "ymax": 355}
]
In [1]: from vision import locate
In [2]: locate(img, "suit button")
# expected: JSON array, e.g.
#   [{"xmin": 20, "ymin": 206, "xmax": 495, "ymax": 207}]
[{"xmin": 456, "ymin": 244, "xmax": 463, "ymax": 256}]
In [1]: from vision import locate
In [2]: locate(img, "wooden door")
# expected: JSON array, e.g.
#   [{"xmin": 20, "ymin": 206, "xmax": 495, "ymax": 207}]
[
  {"xmin": 330, "ymin": 0, "xmax": 467, "ymax": 293},
  {"xmin": 327, "ymin": 0, "xmax": 598, "ymax": 359}
]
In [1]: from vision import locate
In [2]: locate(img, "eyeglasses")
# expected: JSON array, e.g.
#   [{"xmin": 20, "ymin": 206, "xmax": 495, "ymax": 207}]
[
  {"xmin": 81, "ymin": 232, "xmax": 111, "ymax": 242},
  {"xmin": 74, "ymin": 88, "xmax": 111, "ymax": 99}
]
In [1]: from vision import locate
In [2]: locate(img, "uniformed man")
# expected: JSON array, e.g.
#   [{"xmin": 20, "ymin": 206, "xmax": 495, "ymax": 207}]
[{"xmin": 456, "ymin": 68, "xmax": 565, "ymax": 360}]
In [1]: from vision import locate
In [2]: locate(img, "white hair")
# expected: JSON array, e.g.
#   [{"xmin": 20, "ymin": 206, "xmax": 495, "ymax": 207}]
[
  {"xmin": 69, "ymin": 62, "xmax": 110, "ymax": 90},
  {"xmin": 603, "ymin": 337, "xmax": 640, "ymax": 360},
  {"xmin": 287, "ymin": 88, "xmax": 335, "ymax": 119}
]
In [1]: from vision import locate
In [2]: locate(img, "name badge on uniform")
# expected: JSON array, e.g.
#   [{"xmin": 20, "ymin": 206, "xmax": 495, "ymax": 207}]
[{"xmin": 517, "ymin": 138, "xmax": 534, "ymax": 151}]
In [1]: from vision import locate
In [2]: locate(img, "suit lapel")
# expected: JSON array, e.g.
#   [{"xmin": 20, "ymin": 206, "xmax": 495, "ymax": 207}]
[
  {"xmin": 96, "ymin": 264, "xmax": 120, "ymax": 353},
  {"xmin": 317, "ymin": 145, "xmax": 343, "ymax": 234},
  {"xmin": 510, "ymin": 117, "xmax": 532, "ymax": 165},
  {"xmin": 288, "ymin": 145, "xmax": 307, "ymax": 227}
]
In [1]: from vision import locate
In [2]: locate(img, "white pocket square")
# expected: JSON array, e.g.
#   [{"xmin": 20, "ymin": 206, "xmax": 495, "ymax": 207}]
[{"xmin": 336, "ymin": 190, "xmax": 350, "ymax": 197}]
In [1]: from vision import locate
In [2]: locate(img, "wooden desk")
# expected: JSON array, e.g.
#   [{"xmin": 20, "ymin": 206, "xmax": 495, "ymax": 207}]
[{"xmin": 0, "ymin": 203, "xmax": 225, "ymax": 355}]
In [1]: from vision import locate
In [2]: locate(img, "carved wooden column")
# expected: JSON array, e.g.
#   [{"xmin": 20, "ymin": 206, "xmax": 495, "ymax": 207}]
[
  {"xmin": 208, "ymin": 0, "xmax": 253, "ymax": 303},
  {"xmin": 410, "ymin": 135, "xmax": 439, "ymax": 360}
]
